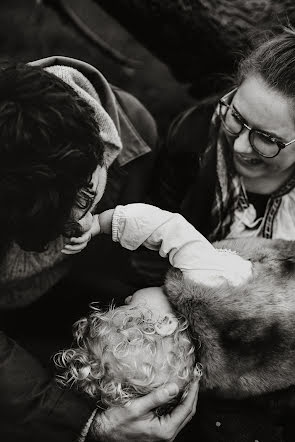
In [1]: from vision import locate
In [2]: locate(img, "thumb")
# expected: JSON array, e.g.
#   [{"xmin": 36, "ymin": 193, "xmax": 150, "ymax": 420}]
[{"xmin": 131, "ymin": 383, "xmax": 179, "ymax": 415}]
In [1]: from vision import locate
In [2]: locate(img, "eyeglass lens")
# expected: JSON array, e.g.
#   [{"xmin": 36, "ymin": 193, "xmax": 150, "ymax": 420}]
[{"xmin": 219, "ymin": 102, "xmax": 279, "ymax": 157}]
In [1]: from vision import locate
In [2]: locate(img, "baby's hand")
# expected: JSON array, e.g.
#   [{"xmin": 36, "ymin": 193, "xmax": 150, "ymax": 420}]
[
  {"xmin": 61, "ymin": 209, "xmax": 115, "ymax": 254},
  {"xmin": 61, "ymin": 212, "xmax": 100, "ymax": 255}
]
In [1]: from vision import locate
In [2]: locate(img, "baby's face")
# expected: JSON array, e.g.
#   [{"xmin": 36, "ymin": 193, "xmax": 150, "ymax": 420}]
[{"xmin": 125, "ymin": 286, "xmax": 173, "ymax": 321}]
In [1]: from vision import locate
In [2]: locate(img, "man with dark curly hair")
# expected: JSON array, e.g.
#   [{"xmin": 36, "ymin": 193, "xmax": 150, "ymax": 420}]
[{"xmin": 0, "ymin": 57, "xmax": 199, "ymax": 442}]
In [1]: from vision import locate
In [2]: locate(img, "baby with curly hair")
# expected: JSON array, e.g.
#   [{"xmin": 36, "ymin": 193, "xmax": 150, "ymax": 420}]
[
  {"xmin": 54, "ymin": 288, "xmax": 197, "ymax": 414},
  {"xmin": 56, "ymin": 203, "xmax": 254, "ymax": 411}
]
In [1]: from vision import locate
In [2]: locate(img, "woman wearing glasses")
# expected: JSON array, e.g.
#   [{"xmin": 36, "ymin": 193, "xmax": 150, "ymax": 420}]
[
  {"xmin": 151, "ymin": 27, "xmax": 295, "ymax": 246},
  {"xmin": 133, "ymin": 26, "xmax": 295, "ymax": 442}
]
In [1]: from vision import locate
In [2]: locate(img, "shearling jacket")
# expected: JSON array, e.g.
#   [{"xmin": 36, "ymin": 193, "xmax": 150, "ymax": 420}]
[
  {"xmin": 165, "ymin": 237, "xmax": 295, "ymax": 441},
  {"xmin": 165, "ymin": 237, "xmax": 295, "ymax": 398}
]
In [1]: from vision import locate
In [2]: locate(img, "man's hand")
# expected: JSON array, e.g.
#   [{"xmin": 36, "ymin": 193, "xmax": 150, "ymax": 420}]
[{"xmin": 89, "ymin": 380, "xmax": 199, "ymax": 441}]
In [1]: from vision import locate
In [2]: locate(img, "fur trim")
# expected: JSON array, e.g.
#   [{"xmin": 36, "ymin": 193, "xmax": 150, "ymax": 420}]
[{"xmin": 164, "ymin": 238, "xmax": 295, "ymax": 398}]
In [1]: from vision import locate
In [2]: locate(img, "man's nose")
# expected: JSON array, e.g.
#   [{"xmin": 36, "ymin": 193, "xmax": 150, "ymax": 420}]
[{"xmin": 233, "ymin": 128, "xmax": 253, "ymax": 154}]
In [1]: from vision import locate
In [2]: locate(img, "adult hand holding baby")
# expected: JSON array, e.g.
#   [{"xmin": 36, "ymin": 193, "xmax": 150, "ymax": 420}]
[{"xmin": 89, "ymin": 380, "xmax": 200, "ymax": 441}]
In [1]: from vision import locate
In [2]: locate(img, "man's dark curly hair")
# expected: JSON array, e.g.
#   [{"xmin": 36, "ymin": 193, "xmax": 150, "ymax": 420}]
[{"xmin": 0, "ymin": 61, "xmax": 105, "ymax": 253}]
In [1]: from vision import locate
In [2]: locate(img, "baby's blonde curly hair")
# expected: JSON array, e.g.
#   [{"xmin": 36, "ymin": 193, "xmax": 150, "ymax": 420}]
[{"xmin": 54, "ymin": 303, "xmax": 196, "ymax": 414}]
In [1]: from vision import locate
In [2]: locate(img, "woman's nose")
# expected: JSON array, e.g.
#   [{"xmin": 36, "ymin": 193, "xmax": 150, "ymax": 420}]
[{"xmin": 233, "ymin": 129, "xmax": 253, "ymax": 154}]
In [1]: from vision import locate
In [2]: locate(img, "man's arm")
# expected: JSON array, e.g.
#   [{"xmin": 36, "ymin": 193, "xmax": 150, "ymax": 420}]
[{"xmin": 0, "ymin": 331, "xmax": 95, "ymax": 442}]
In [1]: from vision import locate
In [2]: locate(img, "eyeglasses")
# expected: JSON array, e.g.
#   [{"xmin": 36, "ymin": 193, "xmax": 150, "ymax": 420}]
[{"xmin": 218, "ymin": 97, "xmax": 295, "ymax": 158}]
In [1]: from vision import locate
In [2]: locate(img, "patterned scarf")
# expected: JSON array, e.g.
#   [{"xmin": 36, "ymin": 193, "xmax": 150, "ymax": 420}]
[{"xmin": 206, "ymin": 90, "xmax": 241, "ymax": 241}]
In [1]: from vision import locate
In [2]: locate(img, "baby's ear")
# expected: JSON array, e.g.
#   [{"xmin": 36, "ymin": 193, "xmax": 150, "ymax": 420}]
[{"xmin": 155, "ymin": 314, "xmax": 178, "ymax": 336}]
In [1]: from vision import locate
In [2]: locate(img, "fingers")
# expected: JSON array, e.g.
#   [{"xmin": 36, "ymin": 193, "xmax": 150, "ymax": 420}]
[
  {"xmin": 61, "ymin": 231, "xmax": 92, "ymax": 254},
  {"xmin": 178, "ymin": 389, "xmax": 199, "ymax": 434},
  {"xmin": 168, "ymin": 379, "xmax": 199, "ymax": 433},
  {"xmin": 68, "ymin": 232, "xmax": 92, "ymax": 245},
  {"xmin": 61, "ymin": 244, "xmax": 87, "ymax": 254},
  {"xmin": 129, "ymin": 383, "xmax": 179, "ymax": 416},
  {"xmin": 61, "ymin": 215, "xmax": 101, "ymax": 254}
]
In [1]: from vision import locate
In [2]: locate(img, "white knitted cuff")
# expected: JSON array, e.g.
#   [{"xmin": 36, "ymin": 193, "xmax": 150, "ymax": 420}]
[{"xmin": 112, "ymin": 205, "xmax": 125, "ymax": 243}]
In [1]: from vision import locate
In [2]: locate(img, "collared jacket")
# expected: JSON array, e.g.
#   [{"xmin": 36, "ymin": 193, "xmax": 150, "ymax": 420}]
[{"xmin": 0, "ymin": 56, "xmax": 157, "ymax": 441}]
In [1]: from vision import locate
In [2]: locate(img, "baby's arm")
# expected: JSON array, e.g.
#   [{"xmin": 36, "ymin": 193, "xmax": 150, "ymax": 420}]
[
  {"xmin": 111, "ymin": 204, "xmax": 252, "ymax": 287},
  {"xmin": 62, "ymin": 203, "xmax": 251, "ymax": 287}
]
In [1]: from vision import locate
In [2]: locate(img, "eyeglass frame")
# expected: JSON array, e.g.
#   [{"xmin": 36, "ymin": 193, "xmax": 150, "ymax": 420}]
[{"xmin": 218, "ymin": 90, "xmax": 295, "ymax": 158}]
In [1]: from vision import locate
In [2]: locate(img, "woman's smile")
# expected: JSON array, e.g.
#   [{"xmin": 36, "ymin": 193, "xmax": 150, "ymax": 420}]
[{"xmin": 234, "ymin": 152, "xmax": 263, "ymax": 167}]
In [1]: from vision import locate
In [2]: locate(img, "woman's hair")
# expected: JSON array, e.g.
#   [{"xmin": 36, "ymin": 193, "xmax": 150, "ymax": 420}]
[
  {"xmin": 237, "ymin": 26, "xmax": 295, "ymax": 100},
  {"xmin": 54, "ymin": 303, "xmax": 196, "ymax": 414},
  {"xmin": 0, "ymin": 61, "xmax": 105, "ymax": 253}
]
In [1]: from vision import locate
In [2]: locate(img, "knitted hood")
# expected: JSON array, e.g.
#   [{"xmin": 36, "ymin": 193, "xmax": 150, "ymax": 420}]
[
  {"xmin": 164, "ymin": 237, "xmax": 295, "ymax": 398},
  {"xmin": 30, "ymin": 56, "xmax": 123, "ymax": 167}
]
